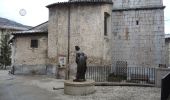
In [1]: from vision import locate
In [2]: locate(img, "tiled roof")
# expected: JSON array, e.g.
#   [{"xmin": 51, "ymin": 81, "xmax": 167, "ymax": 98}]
[
  {"xmin": 0, "ymin": 17, "xmax": 31, "ymax": 30},
  {"xmin": 29, "ymin": 21, "xmax": 48, "ymax": 32},
  {"xmin": 12, "ymin": 21, "xmax": 48, "ymax": 35},
  {"xmin": 46, "ymin": 0, "xmax": 113, "ymax": 8}
]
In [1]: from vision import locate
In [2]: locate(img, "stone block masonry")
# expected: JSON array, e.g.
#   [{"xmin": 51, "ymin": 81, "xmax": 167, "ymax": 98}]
[
  {"xmin": 112, "ymin": 0, "xmax": 163, "ymax": 9},
  {"xmin": 48, "ymin": 3, "xmax": 113, "ymax": 66},
  {"xmin": 111, "ymin": 0, "xmax": 165, "ymax": 68},
  {"xmin": 11, "ymin": 0, "xmax": 166, "ymax": 76}
]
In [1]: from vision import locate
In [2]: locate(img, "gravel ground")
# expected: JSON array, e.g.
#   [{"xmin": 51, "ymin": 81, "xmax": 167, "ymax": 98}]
[
  {"xmin": 24, "ymin": 75, "xmax": 161, "ymax": 100},
  {"xmin": 52, "ymin": 86, "xmax": 161, "ymax": 100},
  {"xmin": 0, "ymin": 70, "xmax": 161, "ymax": 100}
]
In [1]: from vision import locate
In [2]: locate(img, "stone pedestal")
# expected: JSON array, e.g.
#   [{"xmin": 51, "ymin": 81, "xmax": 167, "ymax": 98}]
[{"xmin": 64, "ymin": 80, "xmax": 96, "ymax": 95}]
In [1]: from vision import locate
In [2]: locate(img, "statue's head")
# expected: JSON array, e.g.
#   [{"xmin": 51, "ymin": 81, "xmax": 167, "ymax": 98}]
[{"xmin": 75, "ymin": 46, "xmax": 80, "ymax": 51}]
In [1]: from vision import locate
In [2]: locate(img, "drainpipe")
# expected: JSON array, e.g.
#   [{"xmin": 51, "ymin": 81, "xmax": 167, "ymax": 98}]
[{"xmin": 66, "ymin": 5, "xmax": 71, "ymax": 80}]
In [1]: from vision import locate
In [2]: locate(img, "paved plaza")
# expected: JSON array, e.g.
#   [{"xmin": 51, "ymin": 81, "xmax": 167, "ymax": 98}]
[{"xmin": 0, "ymin": 70, "xmax": 161, "ymax": 100}]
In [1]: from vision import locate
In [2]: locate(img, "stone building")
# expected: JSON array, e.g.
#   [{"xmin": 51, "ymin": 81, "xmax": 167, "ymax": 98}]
[
  {"xmin": 12, "ymin": 0, "xmax": 113, "ymax": 75},
  {"xmin": 11, "ymin": 22, "xmax": 48, "ymax": 74},
  {"xmin": 11, "ymin": 0, "xmax": 166, "ymax": 76},
  {"xmin": 111, "ymin": 0, "xmax": 165, "ymax": 68},
  {"xmin": 47, "ymin": 0, "xmax": 113, "ymax": 66}
]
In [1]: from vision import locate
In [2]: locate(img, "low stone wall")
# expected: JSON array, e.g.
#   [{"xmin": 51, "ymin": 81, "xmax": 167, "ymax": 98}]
[
  {"xmin": 46, "ymin": 64, "xmax": 57, "ymax": 76},
  {"xmin": 64, "ymin": 80, "xmax": 96, "ymax": 95},
  {"xmin": 155, "ymin": 68, "xmax": 170, "ymax": 87},
  {"xmin": 13, "ymin": 64, "xmax": 57, "ymax": 75}
]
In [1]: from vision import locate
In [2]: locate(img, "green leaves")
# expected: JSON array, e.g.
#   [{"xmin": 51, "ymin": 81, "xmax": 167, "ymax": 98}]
[{"xmin": 0, "ymin": 32, "xmax": 11, "ymax": 69}]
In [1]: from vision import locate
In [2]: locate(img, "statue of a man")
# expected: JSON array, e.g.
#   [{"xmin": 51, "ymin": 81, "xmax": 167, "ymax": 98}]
[{"xmin": 73, "ymin": 46, "xmax": 87, "ymax": 82}]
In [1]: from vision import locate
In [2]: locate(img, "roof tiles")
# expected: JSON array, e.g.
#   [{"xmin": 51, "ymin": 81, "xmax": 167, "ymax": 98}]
[{"xmin": 46, "ymin": 0, "xmax": 113, "ymax": 8}]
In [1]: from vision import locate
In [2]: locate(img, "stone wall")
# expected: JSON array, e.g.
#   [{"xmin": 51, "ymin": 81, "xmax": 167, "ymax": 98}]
[
  {"xmin": 48, "ymin": 3, "xmax": 113, "ymax": 66},
  {"xmin": 112, "ymin": 0, "xmax": 163, "ymax": 9},
  {"xmin": 14, "ymin": 64, "xmax": 47, "ymax": 75},
  {"xmin": 165, "ymin": 39, "xmax": 170, "ymax": 67},
  {"xmin": 13, "ymin": 64, "xmax": 57, "ymax": 75},
  {"xmin": 13, "ymin": 35, "xmax": 48, "ymax": 65},
  {"xmin": 12, "ymin": 34, "xmax": 48, "ymax": 74},
  {"xmin": 111, "ymin": 8, "xmax": 165, "ymax": 68}
]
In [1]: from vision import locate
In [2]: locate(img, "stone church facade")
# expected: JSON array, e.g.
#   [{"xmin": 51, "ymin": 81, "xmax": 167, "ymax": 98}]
[{"xmin": 11, "ymin": 0, "xmax": 165, "ymax": 75}]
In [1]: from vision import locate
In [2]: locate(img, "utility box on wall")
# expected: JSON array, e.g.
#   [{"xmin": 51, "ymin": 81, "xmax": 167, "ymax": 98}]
[
  {"xmin": 58, "ymin": 55, "xmax": 67, "ymax": 68},
  {"xmin": 57, "ymin": 55, "xmax": 67, "ymax": 79}
]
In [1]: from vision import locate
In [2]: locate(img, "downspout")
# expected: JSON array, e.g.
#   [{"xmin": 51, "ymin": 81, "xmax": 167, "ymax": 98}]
[{"xmin": 66, "ymin": 5, "xmax": 71, "ymax": 80}]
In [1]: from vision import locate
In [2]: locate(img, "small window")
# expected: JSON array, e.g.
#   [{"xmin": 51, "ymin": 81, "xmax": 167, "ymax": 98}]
[
  {"xmin": 104, "ymin": 12, "xmax": 110, "ymax": 36},
  {"xmin": 31, "ymin": 39, "xmax": 38, "ymax": 48},
  {"xmin": 136, "ymin": 20, "xmax": 139, "ymax": 25}
]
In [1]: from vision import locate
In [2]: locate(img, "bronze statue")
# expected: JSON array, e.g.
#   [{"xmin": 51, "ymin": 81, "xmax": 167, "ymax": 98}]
[{"xmin": 73, "ymin": 46, "xmax": 87, "ymax": 82}]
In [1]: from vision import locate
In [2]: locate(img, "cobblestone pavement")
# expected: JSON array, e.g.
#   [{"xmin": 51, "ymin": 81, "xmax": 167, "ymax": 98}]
[
  {"xmin": 54, "ymin": 86, "xmax": 161, "ymax": 100},
  {"xmin": 0, "ymin": 70, "xmax": 161, "ymax": 100}
]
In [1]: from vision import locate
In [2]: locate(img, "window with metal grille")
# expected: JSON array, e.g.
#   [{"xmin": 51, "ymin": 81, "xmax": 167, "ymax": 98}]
[{"xmin": 30, "ymin": 39, "xmax": 38, "ymax": 48}]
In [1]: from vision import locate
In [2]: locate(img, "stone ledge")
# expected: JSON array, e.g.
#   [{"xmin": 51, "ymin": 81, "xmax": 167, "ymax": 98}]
[
  {"xmin": 64, "ymin": 79, "xmax": 95, "ymax": 86},
  {"xmin": 64, "ymin": 79, "xmax": 96, "ymax": 95}
]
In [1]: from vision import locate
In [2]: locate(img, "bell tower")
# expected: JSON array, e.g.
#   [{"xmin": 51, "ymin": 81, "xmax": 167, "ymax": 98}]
[{"xmin": 111, "ymin": 0, "xmax": 165, "ymax": 68}]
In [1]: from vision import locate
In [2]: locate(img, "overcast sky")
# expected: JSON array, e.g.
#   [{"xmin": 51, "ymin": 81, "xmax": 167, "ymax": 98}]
[
  {"xmin": 0, "ymin": 0, "xmax": 67, "ymax": 26},
  {"xmin": 0, "ymin": 0, "xmax": 170, "ymax": 33}
]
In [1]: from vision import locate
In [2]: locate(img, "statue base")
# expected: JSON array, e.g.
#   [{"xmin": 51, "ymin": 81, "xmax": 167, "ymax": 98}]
[{"xmin": 64, "ymin": 79, "xmax": 96, "ymax": 95}]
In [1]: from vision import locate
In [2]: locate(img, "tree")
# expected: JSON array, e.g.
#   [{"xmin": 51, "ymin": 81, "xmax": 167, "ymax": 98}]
[{"xmin": 0, "ymin": 33, "xmax": 11, "ymax": 69}]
